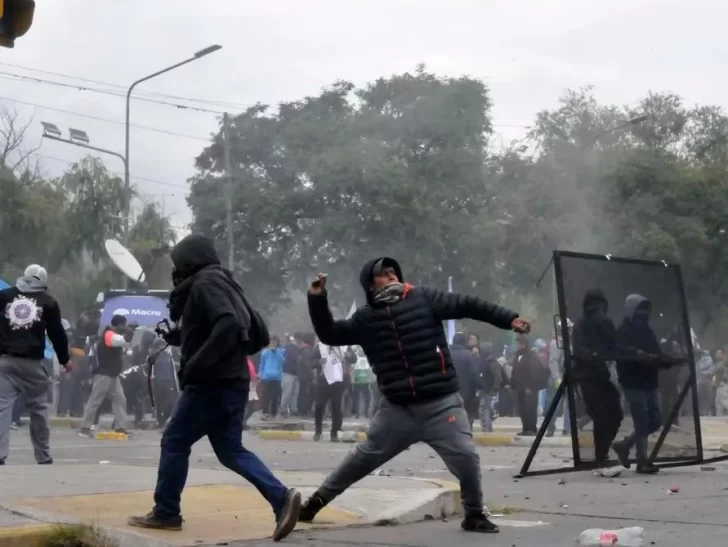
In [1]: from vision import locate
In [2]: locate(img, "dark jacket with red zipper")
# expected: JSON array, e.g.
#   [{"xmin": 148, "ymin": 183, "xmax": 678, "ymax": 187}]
[{"xmin": 307, "ymin": 257, "xmax": 519, "ymax": 405}]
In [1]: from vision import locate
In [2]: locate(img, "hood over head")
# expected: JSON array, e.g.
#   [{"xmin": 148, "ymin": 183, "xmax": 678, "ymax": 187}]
[
  {"xmin": 583, "ymin": 289, "xmax": 608, "ymax": 311},
  {"xmin": 582, "ymin": 289, "xmax": 609, "ymax": 319},
  {"xmin": 624, "ymin": 294, "xmax": 649, "ymax": 320},
  {"xmin": 170, "ymin": 234, "xmax": 221, "ymax": 281},
  {"xmin": 16, "ymin": 264, "xmax": 48, "ymax": 293},
  {"xmin": 359, "ymin": 257, "xmax": 404, "ymax": 304}
]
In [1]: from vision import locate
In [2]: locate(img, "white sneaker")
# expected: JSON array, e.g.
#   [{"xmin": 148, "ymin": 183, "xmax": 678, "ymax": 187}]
[
  {"xmin": 90, "ymin": 424, "xmax": 97, "ymax": 432},
  {"xmin": 9, "ymin": 422, "xmax": 18, "ymax": 431}
]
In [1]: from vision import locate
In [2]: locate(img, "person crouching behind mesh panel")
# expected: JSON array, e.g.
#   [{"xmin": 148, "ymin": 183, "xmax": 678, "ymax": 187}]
[
  {"xmin": 78, "ymin": 315, "xmax": 133, "ymax": 438},
  {"xmin": 299, "ymin": 257, "xmax": 532, "ymax": 534},
  {"xmin": 571, "ymin": 289, "xmax": 623, "ymax": 467},
  {"xmin": 612, "ymin": 295, "xmax": 664, "ymax": 475}
]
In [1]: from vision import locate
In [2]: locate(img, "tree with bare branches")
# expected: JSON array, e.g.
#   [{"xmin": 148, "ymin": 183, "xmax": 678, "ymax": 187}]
[{"xmin": 0, "ymin": 103, "xmax": 39, "ymax": 174}]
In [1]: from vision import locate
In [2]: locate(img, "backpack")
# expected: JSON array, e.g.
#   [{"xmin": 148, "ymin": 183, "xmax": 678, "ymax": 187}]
[
  {"xmin": 240, "ymin": 294, "xmax": 269, "ymax": 355},
  {"xmin": 210, "ymin": 269, "xmax": 270, "ymax": 355}
]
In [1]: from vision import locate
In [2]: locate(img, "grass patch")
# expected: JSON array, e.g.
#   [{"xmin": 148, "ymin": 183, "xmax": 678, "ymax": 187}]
[
  {"xmin": 42, "ymin": 523, "xmax": 118, "ymax": 547},
  {"xmin": 486, "ymin": 503, "xmax": 519, "ymax": 515}
]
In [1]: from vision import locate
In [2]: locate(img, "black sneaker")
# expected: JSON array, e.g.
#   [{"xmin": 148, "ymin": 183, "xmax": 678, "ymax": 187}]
[
  {"xmin": 37, "ymin": 458, "xmax": 53, "ymax": 465},
  {"xmin": 127, "ymin": 511, "xmax": 183, "ymax": 530},
  {"xmin": 461, "ymin": 512, "xmax": 499, "ymax": 533},
  {"xmin": 330, "ymin": 433, "xmax": 340, "ymax": 443},
  {"xmin": 0, "ymin": 459, "xmax": 5, "ymax": 465},
  {"xmin": 78, "ymin": 428, "xmax": 94, "ymax": 439},
  {"xmin": 612, "ymin": 441, "xmax": 631, "ymax": 469},
  {"xmin": 272, "ymin": 488, "xmax": 301, "ymax": 542},
  {"xmin": 298, "ymin": 492, "xmax": 327, "ymax": 523},
  {"xmin": 636, "ymin": 462, "xmax": 659, "ymax": 474},
  {"xmin": 312, "ymin": 432, "xmax": 322, "ymax": 442}
]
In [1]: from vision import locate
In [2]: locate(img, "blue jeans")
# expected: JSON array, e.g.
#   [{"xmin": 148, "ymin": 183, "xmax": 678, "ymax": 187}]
[
  {"xmin": 621, "ymin": 387, "xmax": 661, "ymax": 461},
  {"xmin": 154, "ymin": 385, "xmax": 289, "ymax": 518},
  {"xmin": 479, "ymin": 393, "xmax": 495, "ymax": 432}
]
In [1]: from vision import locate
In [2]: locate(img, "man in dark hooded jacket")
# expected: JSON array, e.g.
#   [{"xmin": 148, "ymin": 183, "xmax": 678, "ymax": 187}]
[
  {"xmin": 450, "ymin": 332, "xmax": 480, "ymax": 427},
  {"xmin": 300, "ymin": 257, "xmax": 531, "ymax": 534},
  {"xmin": 571, "ymin": 289, "xmax": 623, "ymax": 467},
  {"xmin": 612, "ymin": 295, "xmax": 663, "ymax": 474},
  {"xmin": 127, "ymin": 235, "xmax": 301, "ymax": 542}
]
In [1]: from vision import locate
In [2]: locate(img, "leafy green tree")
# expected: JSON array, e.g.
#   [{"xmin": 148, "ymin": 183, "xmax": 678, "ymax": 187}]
[{"xmin": 189, "ymin": 66, "xmax": 503, "ymax": 314}]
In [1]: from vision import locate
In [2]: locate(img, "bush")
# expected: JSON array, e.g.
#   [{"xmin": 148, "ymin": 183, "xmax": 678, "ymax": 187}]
[{"xmin": 42, "ymin": 524, "xmax": 119, "ymax": 547}]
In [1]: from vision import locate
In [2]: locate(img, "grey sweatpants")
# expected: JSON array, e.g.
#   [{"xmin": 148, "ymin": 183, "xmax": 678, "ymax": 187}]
[
  {"xmin": 0, "ymin": 355, "xmax": 53, "ymax": 463},
  {"xmin": 81, "ymin": 375, "xmax": 127, "ymax": 429},
  {"xmin": 319, "ymin": 392, "xmax": 484, "ymax": 514}
]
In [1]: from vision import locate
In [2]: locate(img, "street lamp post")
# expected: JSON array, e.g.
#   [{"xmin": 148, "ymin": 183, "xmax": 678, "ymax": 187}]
[{"xmin": 123, "ymin": 45, "xmax": 222, "ymax": 250}]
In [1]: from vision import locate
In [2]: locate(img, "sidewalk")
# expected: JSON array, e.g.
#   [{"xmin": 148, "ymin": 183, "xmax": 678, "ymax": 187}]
[{"xmin": 0, "ymin": 464, "xmax": 459, "ymax": 546}]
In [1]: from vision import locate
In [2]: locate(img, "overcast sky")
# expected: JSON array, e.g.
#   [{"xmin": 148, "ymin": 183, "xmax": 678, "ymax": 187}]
[{"xmin": 3, "ymin": 0, "xmax": 726, "ymax": 233}]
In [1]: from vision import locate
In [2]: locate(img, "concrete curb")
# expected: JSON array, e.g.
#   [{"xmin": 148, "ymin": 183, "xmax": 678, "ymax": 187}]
[
  {"xmin": 367, "ymin": 478, "xmax": 461, "ymax": 524},
  {"xmin": 721, "ymin": 443, "xmax": 728, "ymax": 454},
  {"xmin": 0, "ymin": 472, "xmax": 462, "ymax": 546},
  {"xmin": 256, "ymin": 430, "xmax": 713, "ymax": 452},
  {"xmin": 256, "ymin": 429, "xmax": 548, "ymax": 447}
]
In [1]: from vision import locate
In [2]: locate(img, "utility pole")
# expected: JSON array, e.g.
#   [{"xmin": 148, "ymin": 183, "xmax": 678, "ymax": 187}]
[{"xmin": 222, "ymin": 113, "xmax": 235, "ymax": 271}]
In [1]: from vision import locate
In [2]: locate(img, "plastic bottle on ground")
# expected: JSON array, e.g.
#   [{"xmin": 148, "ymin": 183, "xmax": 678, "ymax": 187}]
[{"xmin": 575, "ymin": 526, "xmax": 644, "ymax": 546}]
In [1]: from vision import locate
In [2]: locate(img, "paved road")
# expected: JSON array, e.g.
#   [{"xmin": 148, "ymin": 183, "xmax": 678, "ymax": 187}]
[
  {"xmin": 5, "ymin": 423, "xmax": 567, "ymax": 481},
  {"xmin": 5, "ymin": 425, "xmax": 728, "ymax": 546}
]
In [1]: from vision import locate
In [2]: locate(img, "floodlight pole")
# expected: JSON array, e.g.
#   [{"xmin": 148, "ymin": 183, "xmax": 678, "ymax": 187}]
[
  {"xmin": 41, "ymin": 134, "xmax": 127, "ymax": 168},
  {"xmin": 123, "ymin": 45, "xmax": 223, "ymax": 259}
]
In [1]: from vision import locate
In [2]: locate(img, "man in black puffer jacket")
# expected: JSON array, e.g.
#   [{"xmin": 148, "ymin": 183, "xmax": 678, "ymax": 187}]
[{"xmin": 298, "ymin": 257, "xmax": 531, "ymax": 534}]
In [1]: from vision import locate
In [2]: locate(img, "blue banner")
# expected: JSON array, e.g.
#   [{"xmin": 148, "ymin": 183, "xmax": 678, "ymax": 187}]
[{"xmin": 99, "ymin": 295, "xmax": 169, "ymax": 333}]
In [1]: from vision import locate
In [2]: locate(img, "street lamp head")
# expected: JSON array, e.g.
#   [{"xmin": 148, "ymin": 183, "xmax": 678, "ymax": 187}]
[
  {"xmin": 40, "ymin": 121, "xmax": 61, "ymax": 138},
  {"xmin": 69, "ymin": 128, "xmax": 90, "ymax": 144},
  {"xmin": 194, "ymin": 44, "xmax": 222, "ymax": 58},
  {"xmin": 628, "ymin": 115, "xmax": 648, "ymax": 125}
]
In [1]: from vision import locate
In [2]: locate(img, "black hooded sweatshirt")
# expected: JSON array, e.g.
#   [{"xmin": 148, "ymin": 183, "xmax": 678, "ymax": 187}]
[
  {"xmin": 307, "ymin": 256, "xmax": 519, "ymax": 405},
  {"xmin": 616, "ymin": 294, "xmax": 661, "ymax": 390},
  {"xmin": 167, "ymin": 234, "xmax": 251, "ymax": 390},
  {"xmin": 0, "ymin": 286, "xmax": 69, "ymax": 365},
  {"xmin": 571, "ymin": 289, "xmax": 616, "ymax": 382}
]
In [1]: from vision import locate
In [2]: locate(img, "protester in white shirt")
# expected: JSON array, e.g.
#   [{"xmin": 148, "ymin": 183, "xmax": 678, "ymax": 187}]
[{"xmin": 314, "ymin": 341, "xmax": 344, "ymax": 442}]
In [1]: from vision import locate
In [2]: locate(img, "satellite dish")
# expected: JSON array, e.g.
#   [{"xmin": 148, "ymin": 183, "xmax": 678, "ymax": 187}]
[{"xmin": 105, "ymin": 239, "xmax": 145, "ymax": 283}]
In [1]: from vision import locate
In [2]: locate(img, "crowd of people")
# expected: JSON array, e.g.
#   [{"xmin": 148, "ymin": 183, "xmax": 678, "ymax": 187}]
[
  {"xmin": 4, "ymin": 237, "xmax": 728, "ymax": 540},
  {"xmin": 1, "ymin": 245, "xmax": 531, "ymax": 539}
]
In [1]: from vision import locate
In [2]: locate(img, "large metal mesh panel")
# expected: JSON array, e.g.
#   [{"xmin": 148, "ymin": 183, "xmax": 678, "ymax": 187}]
[
  {"xmin": 557, "ymin": 253, "xmax": 698, "ymax": 465},
  {"xmin": 519, "ymin": 251, "xmax": 700, "ymax": 477}
]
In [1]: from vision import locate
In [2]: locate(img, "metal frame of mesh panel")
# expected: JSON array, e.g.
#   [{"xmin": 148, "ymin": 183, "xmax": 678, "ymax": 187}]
[{"xmin": 517, "ymin": 250, "xmax": 728, "ymax": 478}]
